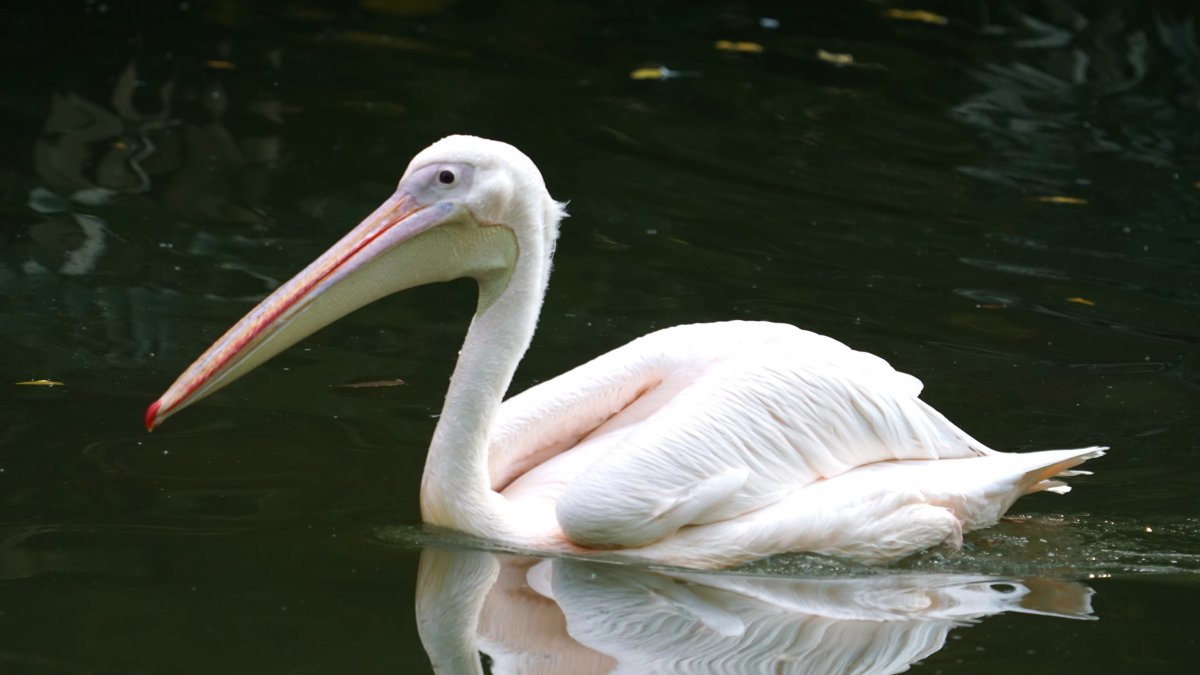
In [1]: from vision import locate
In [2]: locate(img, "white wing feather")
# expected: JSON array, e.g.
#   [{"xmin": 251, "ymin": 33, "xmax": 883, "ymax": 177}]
[{"xmin": 490, "ymin": 322, "xmax": 1003, "ymax": 549}]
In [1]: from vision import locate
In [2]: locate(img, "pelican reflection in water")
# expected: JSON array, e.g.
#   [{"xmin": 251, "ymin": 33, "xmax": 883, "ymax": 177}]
[
  {"xmin": 417, "ymin": 548, "xmax": 1095, "ymax": 674},
  {"xmin": 148, "ymin": 136, "xmax": 1104, "ymax": 567}
]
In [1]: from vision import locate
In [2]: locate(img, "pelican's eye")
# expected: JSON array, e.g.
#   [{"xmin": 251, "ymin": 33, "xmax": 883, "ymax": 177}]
[{"xmin": 410, "ymin": 162, "xmax": 473, "ymax": 197}]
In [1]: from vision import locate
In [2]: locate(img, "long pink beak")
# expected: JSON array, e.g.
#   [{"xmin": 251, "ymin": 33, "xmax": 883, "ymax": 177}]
[{"xmin": 146, "ymin": 191, "xmax": 452, "ymax": 431}]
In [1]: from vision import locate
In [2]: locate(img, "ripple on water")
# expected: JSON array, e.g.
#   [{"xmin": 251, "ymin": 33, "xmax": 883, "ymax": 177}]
[
  {"xmin": 380, "ymin": 514, "xmax": 1200, "ymax": 580},
  {"xmin": 891, "ymin": 515, "xmax": 1200, "ymax": 578}
]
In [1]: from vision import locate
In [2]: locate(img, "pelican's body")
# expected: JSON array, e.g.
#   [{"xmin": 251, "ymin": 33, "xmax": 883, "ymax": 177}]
[{"xmin": 147, "ymin": 135, "xmax": 1104, "ymax": 568}]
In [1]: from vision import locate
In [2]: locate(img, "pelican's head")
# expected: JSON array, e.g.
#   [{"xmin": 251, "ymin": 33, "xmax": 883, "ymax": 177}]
[{"xmin": 146, "ymin": 135, "xmax": 564, "ymax": 430}]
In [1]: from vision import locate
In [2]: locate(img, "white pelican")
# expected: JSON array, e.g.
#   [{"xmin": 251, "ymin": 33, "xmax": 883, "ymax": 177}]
[{"xmin": 146, "ymin": 135, "xmax": 1105, "ymax": 568}]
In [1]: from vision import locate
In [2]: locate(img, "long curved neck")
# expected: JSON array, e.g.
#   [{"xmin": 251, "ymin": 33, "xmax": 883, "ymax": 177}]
[{"xmin": 419, "ymin": 240, "xmax": 548, "ymax": 538}]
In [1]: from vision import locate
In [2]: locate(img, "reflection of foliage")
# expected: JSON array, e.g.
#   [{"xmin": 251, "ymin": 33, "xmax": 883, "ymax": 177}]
[
  {"xmin": 33, "ymin": 56, "xmax": 282, "ymax": 227},
  {"xmin": 2, "ymin": 32, "xmax": 288, "ymax": 374},
  {"xmin": 953, "ymin": 1, "xmax": 1200, "ymax": 189}
]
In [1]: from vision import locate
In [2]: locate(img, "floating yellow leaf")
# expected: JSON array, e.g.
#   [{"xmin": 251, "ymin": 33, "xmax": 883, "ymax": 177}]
[
  {"xmin": 1066, "ymin": 297, "xmax": 1096, "ymax": 306},
  {"xmin": 15, "ymin": 379, "xmax": 64, "ymax": 387},
  {"xmin": 335, "ymin": 30, "xmax": 438, "ymax": 52},
  {"xmin": 1193, "ymin": 181, "xmax": 1200, "ymax": 190},
  {"xmin": 883, "ymin": 8, "xmax": 949, "ymax": 25},
  {"xmin": 714, "ymin": 40, "xmax": 764, "ymax": 53},
  {"xmin": 630, "ymin": 66, "xmax": 669, "ymax": 80},
  {"xmin": 205, "ymin": 59, "xmax": 237, "ymax": 70},
  {"xmin": 816, "ymin": 49, "xmax": 855, "ymax": 67},
  {"xmin": 1036, "ymin": 195, "xmax": 1089, "ymax": 205}
]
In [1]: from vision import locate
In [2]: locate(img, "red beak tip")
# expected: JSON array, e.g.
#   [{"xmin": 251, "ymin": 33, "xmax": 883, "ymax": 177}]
[{"xmin": 145, "ymin": 400, "xmax": 163, "ymax": 432}]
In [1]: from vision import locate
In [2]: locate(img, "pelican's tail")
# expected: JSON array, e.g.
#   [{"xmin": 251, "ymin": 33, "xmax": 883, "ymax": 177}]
[{"xmin": 1018, "ymin": 446, "xmax": 1107, "ymax": 496}]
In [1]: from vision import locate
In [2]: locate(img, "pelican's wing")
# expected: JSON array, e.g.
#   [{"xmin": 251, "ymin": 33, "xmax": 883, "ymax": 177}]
[
  {"xmin": 489, "ymin": 321, "xmax": 850, "ymax": 491},
  {"xmin": 493, "ymin": 322, "xmax": 996, "ymax": 549},
  {"xmin": 486, "ymin": 323, "xmax": 678, "ymax": 491},
  {"xmin": 556, "ymin": 323, "xmax": 1004, "ymax": 547}
]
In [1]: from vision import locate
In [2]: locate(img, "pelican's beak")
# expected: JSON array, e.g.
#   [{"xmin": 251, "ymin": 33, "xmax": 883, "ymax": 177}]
[{"xmin": 145, "ymin": 191, "xmax": 516, "ymax": 430}]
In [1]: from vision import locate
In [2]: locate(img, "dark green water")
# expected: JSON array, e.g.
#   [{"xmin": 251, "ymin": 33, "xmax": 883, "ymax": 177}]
[{"xmin": 1, "ymin": 1, "xmax": 1198, "ymax": 672}]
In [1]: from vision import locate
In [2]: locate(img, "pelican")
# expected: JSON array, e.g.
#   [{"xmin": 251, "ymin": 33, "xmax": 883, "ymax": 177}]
[{"xmin": 146, "ymin": 135, "xmax": 1105, "ymax": 568}]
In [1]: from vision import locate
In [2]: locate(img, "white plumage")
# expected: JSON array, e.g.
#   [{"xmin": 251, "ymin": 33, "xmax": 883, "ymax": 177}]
[{"xmin": 147, "ymin": 135, "xmax": 1105, "ymax": 568}]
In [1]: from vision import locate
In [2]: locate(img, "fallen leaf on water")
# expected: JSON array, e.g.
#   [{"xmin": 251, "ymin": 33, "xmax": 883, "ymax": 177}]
[
  {"xmin": 883, "ymin": 8, "xmax": 949, "ymax": 25},
  {"xmin": 15, "ymin": 379, "xmax": 64, "ymax": 387},
  {"xmin": 331, "ymin": 30, "xmax": 466, "ymax": 56},
  {"xmin": 714, "ymin": 40, "xmax": 764, "ymax": 53},
  {"xmin": 630, "ymin": 66, "xmax": 671, "ymax": 80},
  {"xmin": 1036, "ymin": 195, "xmax": 1089, "ymax": 205},
  {"xmin": 205, "ymin": 60, "xmax": 237, "ymax": 70},
  {"xmin": 816, "ymin": 49, "xmax": 855, "ymax": 67},
  {"xmin": 950, "ymin": 314, "xmax": 1036, "ymax": 339},
  {"xmin": 1066, "ymin": 297, "xmax": 1096, "ymax": 306},
  {"xmin": 332, "ymin": 379, "xmax": 407, "ymax": 389},
  {"xmin": 590, "ymin": 231, "xmax": 630, "ymax": 252}
]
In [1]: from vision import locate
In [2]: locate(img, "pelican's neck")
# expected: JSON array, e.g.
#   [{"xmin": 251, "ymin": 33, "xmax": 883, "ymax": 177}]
[{"xmin": 419, "ymin": 240, "xmax": 548, "ymax": 539}]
